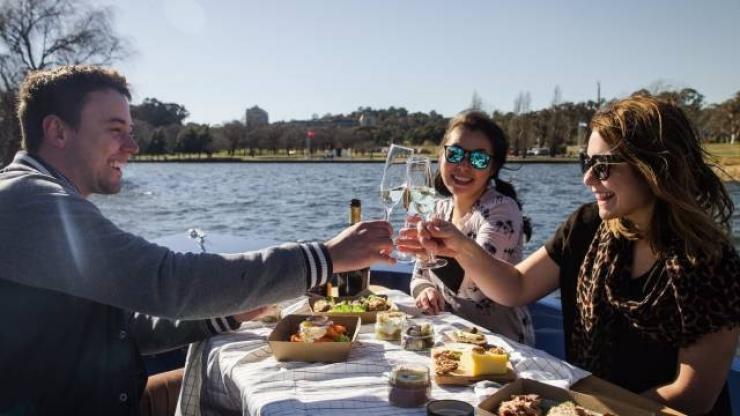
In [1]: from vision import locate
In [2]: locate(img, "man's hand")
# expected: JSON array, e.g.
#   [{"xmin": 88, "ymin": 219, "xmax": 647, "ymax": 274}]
[
  {"xmin": 395, "ymin": 215, "xmax": 428, "ymax": 256},
  {"xmin": 232, "ymin": 305, "xmax": 275, "ymax": 322},
  {"xmin": 415, "ymin": 287, "xmax": 445, "ymax": 315},
  {"xmin": 325, "ymin": 220, "xmax": 394, "ymax": 273}
]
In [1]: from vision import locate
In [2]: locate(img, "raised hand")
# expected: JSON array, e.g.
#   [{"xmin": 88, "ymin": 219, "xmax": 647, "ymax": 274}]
[
  {"xmin": 325, "ymin": 220, "xmax": 395, "ymax": 273},
  {"xmin": 395, "ymin": 215, "xmax": 426, "ymax": 256},
  {"xmin": 417, "ymin": 217, "xmax": 469, "ymax": 259}
]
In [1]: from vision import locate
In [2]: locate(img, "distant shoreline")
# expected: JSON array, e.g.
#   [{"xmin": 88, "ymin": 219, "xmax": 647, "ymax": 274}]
[
  {"xmin": 130, "ymin": 156, "xmax": 578, "ymax": 164},
  {"xmin": 129, "ymin": 155, "xmax": 739, "ymax": 182}
]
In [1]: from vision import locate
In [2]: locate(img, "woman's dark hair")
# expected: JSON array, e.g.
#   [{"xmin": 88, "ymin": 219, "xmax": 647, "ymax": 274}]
[{"xmin": 434, "ymin": 110, "xmax": 532, "ymax": 241}]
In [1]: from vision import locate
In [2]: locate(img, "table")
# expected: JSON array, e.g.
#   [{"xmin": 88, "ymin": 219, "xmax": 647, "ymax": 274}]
[{"xmin": 176, "ymin": 289, "xmax": 681, "ymax": 416}]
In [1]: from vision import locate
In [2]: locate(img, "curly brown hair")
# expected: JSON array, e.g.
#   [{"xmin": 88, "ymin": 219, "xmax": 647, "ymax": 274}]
[
  {"xmin": 590, "ymin": 95, "xmax": 734, "ymax": 265},
  {"xmin": 17, "ymin": 65, "xmax": 130, "ymax": 154}
]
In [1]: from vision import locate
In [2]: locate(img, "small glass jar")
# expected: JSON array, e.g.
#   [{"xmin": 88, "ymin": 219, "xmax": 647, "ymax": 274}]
[
  {"xmin": 388, "ymin": 363, "xmax": 431, "ymax": 408},
  {"xmin": 401, "ymin": 319, "xmax": 435, "ymax": 351},
  {"xmin": 375, "ymin": 311, "xmax": 407, "ymax": 341}
]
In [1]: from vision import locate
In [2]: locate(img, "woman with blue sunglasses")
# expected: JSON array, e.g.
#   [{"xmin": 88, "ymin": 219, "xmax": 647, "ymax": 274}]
[
  {"xmin": 409, "ymin": 110, "xmax": 535, "ymax": 346},
  {"xmin": 408, "ymin": 96, "xmax": 738, "ymax": 415}
]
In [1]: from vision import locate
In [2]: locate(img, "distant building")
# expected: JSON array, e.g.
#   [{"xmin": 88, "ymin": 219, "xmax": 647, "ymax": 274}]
[
  {"xmin": 359, "ymin": 112, "xmax": 376, "ymax": 127},
  {"xmin": 245, "ymin": 106, "xmax": 269, "ymax": 129}
]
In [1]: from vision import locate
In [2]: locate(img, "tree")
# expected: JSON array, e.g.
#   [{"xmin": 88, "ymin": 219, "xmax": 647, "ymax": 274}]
[
  {"xmin": 510, "ymin": 91, "xmax": 532, "ymax": 156},
  {"xmin": 470, "ymin": 90, "xmax": 483, "ymax": 111},
  {"xmin": 660, "ymin": 88, "xmax": 705, "ymax": 131},
  {"xmin": 278, "ymin": 125, "xmax": 303, "ymax": 155},
  {"xmin": 131, "ymin": 119, "xmax": 154, "ymax": 152},
  {"xmin": 709, "ymin": 92, "xmax": 740, "ymax": 144},
  {"xmin": 131, "ymin": 98, "xmax": 189, "ymax": 128},
  {"xmin": 0, "ymin": 0, "xmax": 130, "ymax": 165},
  {"xmin": 546, "ymin": 86, "xmax": 567, "ymax": 155},
  {"xmin": 146, "ymin": 128, "xmax": 168, "ymax": 155},
  {"xmin": 219, "ymin": 120, "xmax": 245, "ymax": 155},
  {"xmin": 175, "ymin": 124, "xmax": 212, "ymax": 156}
]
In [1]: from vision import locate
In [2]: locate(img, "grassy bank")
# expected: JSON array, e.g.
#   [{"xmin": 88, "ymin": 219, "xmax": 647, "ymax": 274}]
[
  {"xmin": 130, "ymin": 143, "xmax": 739, "ymax": 180},
  {"xmin": 705, "ymin": 143, "xmax": 740, "ymax": 181}
]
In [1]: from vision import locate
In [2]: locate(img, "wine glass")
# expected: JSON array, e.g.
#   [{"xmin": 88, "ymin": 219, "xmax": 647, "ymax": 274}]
[
  {"xmin": 405, "ymin": 155, "xmax": 447, "ymax": 269},
  {"xmin": 380, "ymin": 144, "xmax": 415, "ymax": 262}
]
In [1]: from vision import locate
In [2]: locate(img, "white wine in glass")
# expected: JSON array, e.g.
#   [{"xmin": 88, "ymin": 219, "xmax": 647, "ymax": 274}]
[
  {"xmin": 380, "ymin": 144, "xmax": 415, "ymax": 262},
  {"xmin": 406, "ymin": 155, "xmax": 447, "ymax": 270}
]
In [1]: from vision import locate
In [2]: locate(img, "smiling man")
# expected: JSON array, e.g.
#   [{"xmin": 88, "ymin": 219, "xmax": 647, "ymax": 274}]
[
  {"xmin": 22, "ymin": 76, "xmax": 138, "ymax": 197},
  {"xmin": 0, "ymin": 66, "xmax": 393, "ymax": 415}
]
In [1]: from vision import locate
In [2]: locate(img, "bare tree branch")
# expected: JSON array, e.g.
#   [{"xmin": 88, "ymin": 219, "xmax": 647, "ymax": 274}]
[{"xmin": 0, "ymin": 0, "xmax": 132, "ymax": 165}]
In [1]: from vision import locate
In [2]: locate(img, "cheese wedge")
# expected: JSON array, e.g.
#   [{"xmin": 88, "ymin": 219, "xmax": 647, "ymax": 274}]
[{"xmin": 461, "ymin": 347, "xmax": 508, "ymax": 375}]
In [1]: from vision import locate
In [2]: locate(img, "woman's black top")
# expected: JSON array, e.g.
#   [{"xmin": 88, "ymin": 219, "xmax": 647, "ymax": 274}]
[{"xmin": 544, "ymin": 203, "xmax": 731, "ymax": 415}]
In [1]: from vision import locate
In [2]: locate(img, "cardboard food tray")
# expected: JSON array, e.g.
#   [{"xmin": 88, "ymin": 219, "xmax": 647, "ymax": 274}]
[
  {"xmin": 431, "ymin": 343, "xmax": 516, "ymax": 386},
  {"xmin": 308, "ymin": 293, "xmax": 397, "ymax": 324},
  {"xmin": 268, "ymin": 314, "xmax": 361, "ymax": 362},
  {"xmin": 477, "ymin": 379, "xmax": 655, "ymax": 416}
]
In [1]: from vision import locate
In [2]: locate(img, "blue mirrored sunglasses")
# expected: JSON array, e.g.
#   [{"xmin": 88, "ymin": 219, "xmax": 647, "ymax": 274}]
[
  {"xmin": 444, "ymin": 144, "xmax": 493, "ymax": 170},
  {"xmin": 579, "ymin": 153, "xmax": 625, "ymax": 180}
]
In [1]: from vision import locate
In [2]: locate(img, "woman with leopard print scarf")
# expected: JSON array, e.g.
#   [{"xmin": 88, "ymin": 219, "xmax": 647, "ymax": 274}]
[{"xmin": 401, "ymin": 96, "xmax": 739, "ymax": 415}]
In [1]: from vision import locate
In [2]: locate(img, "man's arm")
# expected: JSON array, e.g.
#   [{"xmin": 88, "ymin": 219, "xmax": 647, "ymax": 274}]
[
  {"xmin": 404, "ymin": 218, "xmax": 560, "ymax": 307},
  {"xmin": 642, "ymin": 327, "xmax": 739, "ymax": 415},
  {"xmin": 0, "ymin": 174, "xmax": 392, "ymax": 320},
  {"xmin": 128, "ymin": 306, "xmax": 275, "ymax": 355},
  {"xmin": 127, "ymin": 313, "xmax": 235, "ymax": 355}
]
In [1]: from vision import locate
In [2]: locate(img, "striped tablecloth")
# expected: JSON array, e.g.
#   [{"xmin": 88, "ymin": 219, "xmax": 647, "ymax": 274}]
[{"xmin": 177, "ymin": 290, "xmax": 589, "ymax": 416}]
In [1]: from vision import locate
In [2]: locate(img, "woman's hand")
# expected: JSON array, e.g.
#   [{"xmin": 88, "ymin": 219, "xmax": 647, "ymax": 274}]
[
  {"xmin": 396, "ymin": 215, "xmax": 427, "ymax": 256},
  {"xmin": 414, "ymin": 287, "xmax": 445, "ymax": 315},
  {"xmin": 417, "ymin": 217, "xmax": 470, "ymax": 258}
]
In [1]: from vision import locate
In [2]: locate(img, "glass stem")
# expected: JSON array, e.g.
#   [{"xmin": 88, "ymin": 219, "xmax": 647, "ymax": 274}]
[
  {"xmin": 425, "ymin": 214, "xmax": 438, "ymax": 263},
  {"xmin": 385, "ymin": 206, "xmax": 399, "ymax": 252}
]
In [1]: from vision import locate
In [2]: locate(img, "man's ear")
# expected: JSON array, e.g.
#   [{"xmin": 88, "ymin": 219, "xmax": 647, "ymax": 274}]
[{"xmin": 41, "ymin": 115, "xmax": 69, "ymax": 149}]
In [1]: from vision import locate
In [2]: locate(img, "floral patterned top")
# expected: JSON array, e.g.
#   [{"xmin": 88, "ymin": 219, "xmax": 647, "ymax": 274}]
[{"xmin": 410, "ymin": 183, "xmax": 535, "ymax": 346}]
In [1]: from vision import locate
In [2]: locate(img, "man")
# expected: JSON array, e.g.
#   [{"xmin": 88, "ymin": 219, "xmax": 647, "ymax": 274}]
[{"xmin": 0, "ymin": 65, "xmax": 393, "ymax": 415}]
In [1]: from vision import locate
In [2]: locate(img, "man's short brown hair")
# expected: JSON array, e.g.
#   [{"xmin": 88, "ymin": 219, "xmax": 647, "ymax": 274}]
[{"xmin": 17, "ymin": 65, "xmax": 131, "ymax": 153}]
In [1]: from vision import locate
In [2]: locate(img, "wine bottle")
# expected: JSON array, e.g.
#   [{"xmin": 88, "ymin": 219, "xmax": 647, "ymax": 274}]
[{"xmin": 334, "ymin": 199, "xmax": 370, "ymax": 296}]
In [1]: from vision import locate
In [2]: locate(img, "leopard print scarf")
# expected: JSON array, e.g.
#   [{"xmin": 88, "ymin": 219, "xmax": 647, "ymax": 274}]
[{"xmin": 570, "ymin": 222, "xmax": 740, "ymax": 378}]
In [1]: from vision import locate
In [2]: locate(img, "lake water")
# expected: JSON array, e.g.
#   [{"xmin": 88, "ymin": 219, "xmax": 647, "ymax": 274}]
[{"xmin": 91, "ymin": 162, "xmax": 740, "ymax": 255}]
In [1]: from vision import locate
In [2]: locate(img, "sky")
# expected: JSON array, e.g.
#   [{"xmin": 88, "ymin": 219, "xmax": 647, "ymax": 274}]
[{"xmin": 99, "ymin": 0, "xmax": 740, "ymax": 125}]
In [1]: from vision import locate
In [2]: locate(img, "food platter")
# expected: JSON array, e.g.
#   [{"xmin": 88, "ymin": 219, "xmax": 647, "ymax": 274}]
[
  {"xmin": 308, "ymin": 293, "xmax": 398, "ymax": 323},
  {"xmin": 431, "ymin": 342, "xmax": 516, "ymax": 385}
]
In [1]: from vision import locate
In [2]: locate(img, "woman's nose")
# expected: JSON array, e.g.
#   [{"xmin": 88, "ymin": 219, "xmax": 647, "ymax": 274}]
[{"xmin": 582, "ymin": 167, "xmax": 596, "ymax": 187}]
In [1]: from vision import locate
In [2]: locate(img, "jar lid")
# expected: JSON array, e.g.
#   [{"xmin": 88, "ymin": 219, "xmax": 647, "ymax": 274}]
[
  {"xmin": 426, "ymin": 399, "xmax": 474, "ymax": 416},
  {"xmin": 404, "ymin": 319, "xmax": 434, "ymax": 337},
  {"xmin": 389, "ymin": 363, "xmax": 429, "ymax": 385},
  {"xmin": 377, "ymin": 311, "xmax": 407, "ymax": 320}
]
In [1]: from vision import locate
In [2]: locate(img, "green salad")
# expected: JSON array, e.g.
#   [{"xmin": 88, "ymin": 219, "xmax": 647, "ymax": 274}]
[{"xmin": 313, "ymin": 295, "xmax": 391, "ymax": 313}]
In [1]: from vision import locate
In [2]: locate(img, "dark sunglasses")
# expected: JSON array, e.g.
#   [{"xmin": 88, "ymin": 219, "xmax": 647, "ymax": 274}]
[
  {"xmin": 579, "ymin": 153, "xmax": 625, "ymax": 180},
  {"xmin": 444, "ymin": 144, "xmax": 493, "ymax": 170}
]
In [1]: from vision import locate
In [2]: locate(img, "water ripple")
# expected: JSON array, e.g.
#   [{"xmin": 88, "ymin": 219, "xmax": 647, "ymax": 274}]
[{"xmin": 92, "ymin": 163, "xmax": 740, "ymax": 254}]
